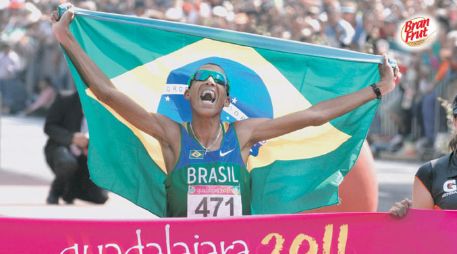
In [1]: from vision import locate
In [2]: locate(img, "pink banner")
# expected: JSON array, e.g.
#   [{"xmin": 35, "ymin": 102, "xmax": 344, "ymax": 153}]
[{"xmin": 1, "ymin": 210, "xmax": 456, "ymax": 254}]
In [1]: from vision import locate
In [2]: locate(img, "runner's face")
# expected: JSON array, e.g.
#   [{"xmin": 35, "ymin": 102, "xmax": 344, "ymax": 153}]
[{"xmin": 185, "ymin": 65, "xmax": 229, "ymax": 117}]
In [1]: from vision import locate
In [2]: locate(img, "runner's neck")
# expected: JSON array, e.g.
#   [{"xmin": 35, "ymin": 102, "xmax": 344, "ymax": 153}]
[{"xmin": 190, "ymin": 120, "xmax": 222, "ymax": 152}]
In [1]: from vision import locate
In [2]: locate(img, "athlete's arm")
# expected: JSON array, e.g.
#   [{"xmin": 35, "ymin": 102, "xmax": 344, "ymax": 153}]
[
  {"xmin": 412, "ymin": 177, "xmax": 434, "ymax": 209},
  {"xmin": 236, "ymin": 55, "xmax": 397, "ymax": 150},
  {"xmin": 51, "ymin": 7, "xmax": 178, "ymax": 145}
]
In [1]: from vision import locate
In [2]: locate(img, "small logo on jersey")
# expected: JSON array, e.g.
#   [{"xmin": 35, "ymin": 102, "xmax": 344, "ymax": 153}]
[
  {"xmin": 443, "ymin": 180, "xmax": 457, "ymax": 192},
  {"xmin": 189, "ymin": 150, "xmax": 205, "ymax": 159},
  {"xmin": 442, "ymin": 179, "xmax": 457, "ymax": 198},
  {"xmin": 219, "ymin": 148, "xmax": 235, "ymax": 157}
]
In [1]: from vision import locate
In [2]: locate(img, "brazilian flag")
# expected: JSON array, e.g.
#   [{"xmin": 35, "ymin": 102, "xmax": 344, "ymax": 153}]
[{"xmin": 65, "ymin": 8, "xmax": 383, "ymax": 216}]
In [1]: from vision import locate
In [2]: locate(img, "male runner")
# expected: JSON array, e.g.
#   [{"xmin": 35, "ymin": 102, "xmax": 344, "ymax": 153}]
[{"xmin": 52, "ymin": 6, "xmax": 397, "ymax": 217}]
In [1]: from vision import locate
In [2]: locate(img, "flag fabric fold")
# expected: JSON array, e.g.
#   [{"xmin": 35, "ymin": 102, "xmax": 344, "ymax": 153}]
[{"xmin": 64, "ymin": 8, "xmax": 382, "ymax": 216}]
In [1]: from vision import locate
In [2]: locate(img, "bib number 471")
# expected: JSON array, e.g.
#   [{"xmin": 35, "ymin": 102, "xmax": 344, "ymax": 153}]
[
  {"xmin": 195, "ymin": 197, "xmax": 234, "ymax": 217},
  {"xmin": 187, "ymin": 185, "xmax": 242, "ymax": 218}
]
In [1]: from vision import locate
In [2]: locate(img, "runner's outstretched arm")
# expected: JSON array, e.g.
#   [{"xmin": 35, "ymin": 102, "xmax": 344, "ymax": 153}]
[
  {"xmin": 51, "ymin": 6, "xmax": 178, "ymax": 143},
  {"xmin": 236, "ymin": 55, "xmax": 398, "ymax": 149}
]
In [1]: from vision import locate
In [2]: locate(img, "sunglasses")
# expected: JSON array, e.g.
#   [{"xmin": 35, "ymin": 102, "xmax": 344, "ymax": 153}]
[{"xmin": 190, "ymin": 70, "xmax": 228, "ymax": 87}]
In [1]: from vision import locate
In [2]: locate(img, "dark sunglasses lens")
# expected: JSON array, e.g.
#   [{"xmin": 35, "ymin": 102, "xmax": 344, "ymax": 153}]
[
  {"xmin": 195, "ymin": 71, "xmax": 227, "ymax": 86},
  {"xmin": 194, "ymin": 71, "xmax": 208, "ymax": 81},
  {"xmin": 214, "ymin": 76, "xmax": 227, "ymax": 86},
  {"xmin": 216, "ymin": 80, "xmax": 226, "ymax": 86}
]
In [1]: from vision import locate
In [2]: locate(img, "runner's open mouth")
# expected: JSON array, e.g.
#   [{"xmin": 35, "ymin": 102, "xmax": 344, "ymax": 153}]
[{"xmin": 200, "ymin": 89, "xmax": 216, "ymax": 103}]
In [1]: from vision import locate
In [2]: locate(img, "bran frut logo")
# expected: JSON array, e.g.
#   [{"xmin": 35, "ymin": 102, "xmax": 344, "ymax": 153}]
[{"xmin": 397, "ymin": 14, "xmax": 438, "ymax": 51}]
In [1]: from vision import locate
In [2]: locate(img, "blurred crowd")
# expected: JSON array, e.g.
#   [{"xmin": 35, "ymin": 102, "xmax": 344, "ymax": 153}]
[{"xmin": 1, "ymin": 0, "xmax": 457, "ymax": 160}]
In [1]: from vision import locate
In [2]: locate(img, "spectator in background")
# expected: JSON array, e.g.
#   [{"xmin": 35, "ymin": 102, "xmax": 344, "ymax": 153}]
[
  {"xmin": 352, "ymin": 10, "xmax": 380, "ymax": 53},
  {"xmin": 0, "ymin": 42, "xmax": 27, "ymax": 114},
  {"xmin": 44, "ymin": 92, "xmax": 108, "ymax": 205},
  {"xmin": 323, "ymin": 1, "xmax": 355, "ymax": 48},
  {"xmin": 386, "ymin": 53, "xmax": 416, "ymax": 152},
  {"xmin": 21, "ymin": 77, "xmax": 56, "ymax": 116},
  {"xmin": 340, "ymin": 1, "xmax": 357, "ymax": 29}
]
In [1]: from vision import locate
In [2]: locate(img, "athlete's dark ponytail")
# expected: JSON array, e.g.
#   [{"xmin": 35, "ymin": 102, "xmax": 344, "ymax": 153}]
[
  {"xmin": 450, "ymin": 95, "xmax": 457, "ymax": 152},
  {"xmin": 449, "ymin": 132, "xmax": 457, "ymax": 152}
]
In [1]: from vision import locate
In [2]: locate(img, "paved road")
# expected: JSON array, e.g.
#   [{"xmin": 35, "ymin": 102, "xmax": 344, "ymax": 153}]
[
  {"xmin": 0, "ymin": 116, "xmax": 421, "ymax": 218},
  {"xmin": 376, "ymin": 160, "xmax": 418, "ymax": 211}
]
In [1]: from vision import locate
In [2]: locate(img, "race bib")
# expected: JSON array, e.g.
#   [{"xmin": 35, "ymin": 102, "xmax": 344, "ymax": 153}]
[{"xmin": 187, "ymin": 185, "xmax": 242, "ymax": 218}]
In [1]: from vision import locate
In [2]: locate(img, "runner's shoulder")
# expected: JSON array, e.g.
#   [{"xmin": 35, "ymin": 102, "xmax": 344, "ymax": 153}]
[
  {"xmin": 233, "ymin": 118, "xmax": 270, "ymax": 131},
  {"xmin": 150, "ymin": 113, "xmax": 181, "ymax": 142}
]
